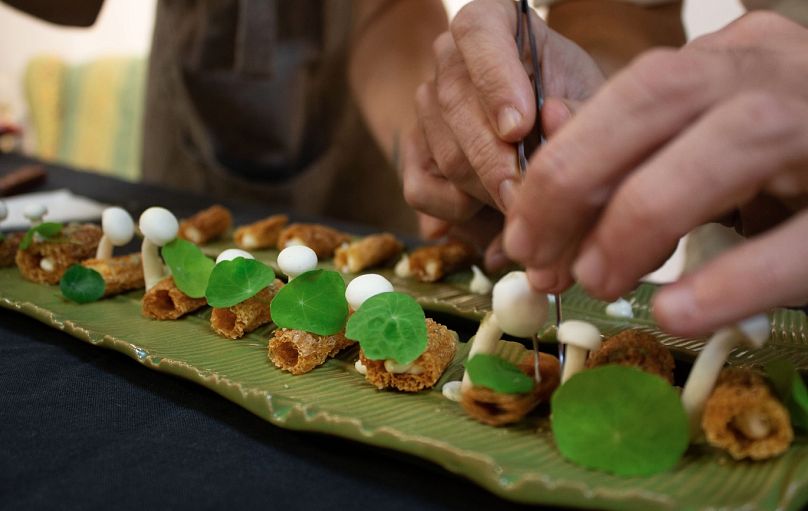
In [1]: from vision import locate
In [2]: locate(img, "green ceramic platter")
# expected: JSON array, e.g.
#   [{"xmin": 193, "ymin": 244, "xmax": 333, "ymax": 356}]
[{"xmin": 2, "ymin": 264, "xmax": 808, "ymax": 510}]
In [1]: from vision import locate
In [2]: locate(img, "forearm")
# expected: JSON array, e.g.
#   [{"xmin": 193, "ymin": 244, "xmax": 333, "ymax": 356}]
[
  {"xmin": 349, "ymin": 0, "xmax": 448, "ymax": 163},
  {"xmin": 1, "ymin": 0, "xmax": 104, "ymax": 26},
  {"xmin": 547, "ymin": 0, "xmax": 686, "ymax": 76}
]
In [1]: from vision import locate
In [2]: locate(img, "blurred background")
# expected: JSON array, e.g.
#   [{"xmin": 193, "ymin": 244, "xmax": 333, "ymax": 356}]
[{"xmin": 0, "ymin": 0, "xmax": 744, "ymax": 182}]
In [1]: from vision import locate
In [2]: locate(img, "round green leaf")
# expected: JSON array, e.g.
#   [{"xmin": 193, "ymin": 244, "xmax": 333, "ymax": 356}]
[
  {"xmin": 345, "ymin": 292, "xmax": 427, "ymax": 365},
  {"xmin": 60, "ymin": 265, "xmax": 105, "ymax": 304},
  {"xmin": 270, "ymin": 269, "xmax": 348, "ymax": 336},
  {"xmin": 205, "ymin": 257, "xmax": 276, "ymax": 308},
  {"xmin": 162, "ymin": 239, "xmax": 215, "ymax": 298},
  {"xmin": 551, "ymin": 365, "xmax": 689, "ymax": 477},
  {"xmin": 20, "ymin": 222, "xmax": 63, "ymax": 250},
  {"xmin": 466, "ymin": 354, "xmax": 534, "ymax": 394}
]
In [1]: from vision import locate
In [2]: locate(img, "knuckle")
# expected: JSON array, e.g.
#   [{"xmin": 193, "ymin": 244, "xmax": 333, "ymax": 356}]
[
  {"xmin": 611, "ymin": 181, "xmax": 668, "ymax": 235},
  {"xmin": 623, "ymin": 49, "xmax": 704, "ymax": 105},
  {"xmin": 431, "ymin": 32, "xmax": 453, "ymax": 62},
  {"xmin": 729, "ymin": 91, "xmax": 799, "ymax": 143}
]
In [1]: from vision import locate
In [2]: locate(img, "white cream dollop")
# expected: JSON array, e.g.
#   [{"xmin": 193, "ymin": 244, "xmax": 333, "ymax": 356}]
[
  {"xmin": 492, "ymin": 271, "xmax": 548, "ymax": 338},
  {"xmin": 277, "ymin": 245, "xmax": 318, "ymax": 279},
  {"xmin": 394, "ymin": 254, "xmax": 412, "ymax": 278},
  {"xmin": 605, "ymin": 298, "xmax": 634, "ymax": 318},
  {"xmin": 442, "ymin": 381, "xmax": 462, "ymax": 402},
  {"xmin": 345, "ymin": 273, "xmax": 394, "ymax": 310},
  {"xmin": 469, "ymin": 265, "xmax": 493, "ymax": 294},
  {"xmin": 216, "ymin": 248, "xmax": 255, "ymax": 264},
  {"xmin": 354, "ymin": 359, "xmax": 367, "ymax": 375},
  {"xmin": 138, "ymin": 207, "xmax": 179, "ymax": 247},
  {"xmin": 384, "ymin": 359, "xmax": 424, "ymax": 375}
]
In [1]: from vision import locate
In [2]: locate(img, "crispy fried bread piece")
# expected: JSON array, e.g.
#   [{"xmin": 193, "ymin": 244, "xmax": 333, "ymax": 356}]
[
  {"xmin": 211, "ymin": 279, "xmax": 283, "ymax": 339},
  {"xmin": 16, "ymin": 223, "xmax": 102, "ymax": 284},
  {"xmin": 334, "ymin": 233, "xmax": 403, "ymax": 273},
  {"xmin": 234, "ymin": 214, "xmax": 288, "ymax": 250},
  {"xmin": 267, "ymin": 328, "xmax": 354, "ymax": 375},
  {"xmin": 586, "ymin": 329, "xmax": 675, "ymax": 384},
  {"xmin": 276, "ymin": 223, "xmax": 351, "ymax": 259},
  {"xmin": 142, "ymin": 276, "xmax": 207, "ymax": 320},
  {"xmin": 461, "ymin": 352, "xmax": 560, "ymax": 426},
  {"xmin": 359, "ymin": 319, "xmax": 457, "ymax": 392},
  {"xmin": 404, "ymin": 239, "xmax": 477, "ymax": 283},
  {"xmin": 702, "ymin": 368, "xmax": 793, "ymax": 460},
  {"xmin": 178, "ymin": 204, "xmax": 232, "ymax": 245},
  {"xmin": 0, "ymin": 232, "xmax": 23, "ymax": 267},
  {"xmin": 82, "ymin": 253, "xmax": 144, "ymax": 296}
]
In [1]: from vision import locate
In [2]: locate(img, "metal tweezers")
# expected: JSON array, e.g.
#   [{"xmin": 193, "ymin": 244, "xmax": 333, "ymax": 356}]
[{"xmin": 514, "ymin": 0, "xmax": 564, "ymax": 373}]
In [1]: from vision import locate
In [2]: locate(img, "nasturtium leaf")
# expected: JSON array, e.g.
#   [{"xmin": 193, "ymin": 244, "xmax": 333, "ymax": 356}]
[
  {"xmin": 162, "ymin": 239, "xmax": 214, "ymax": 298},
  {"xmin": 765, "ymin": 359, "xmax": 808, "ymax": 432},
  {"xmin": 20, "ymin": 222, "xmax": 63, "ymax": 250},
  {"xmin": 466, "ymin": 354, "xmax": 534, "ymax": 394},
  {"xmin": 270, "ymin": 269, "xmax": 348, "ymax": 336},
  {"xmin": 551, "ymin": 365, "xmax": 689, "ymax": 477},
  {"xmin": 60, "ymin": 265, "xmax": 105, "ymax": 304},
  {"xmin": 345, "ymin": 292, "xmax": 426, "ymax": 365},
  {"xmin": 205, "ymin": 257, "xmax": 275, "ymax": 308}
]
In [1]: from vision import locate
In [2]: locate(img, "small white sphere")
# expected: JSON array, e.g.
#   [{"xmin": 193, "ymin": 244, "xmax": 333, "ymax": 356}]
[
  {"xmin": 23, "ymin": 203, "xmax": 47, "ymax": 221},
  {"xmin": 216, "ymin": 248, "xmax": 255, "ymax": 264},
  {"xmin": 277, "ymin": 245, "xmax": 318, "ymax": 278},
  {"xmin": 492, "ymin": 271, "xmax": 548, "ymax": 337},
  {"xmin": 101, "ymin": 207, "xmax": 135, "ymax": 246},
  {"xmin": 345, "ymin": 273, "xmax": 394, "ymax": 310},
  {"xmin": 605, "ymin": 298, "xmax": 633, "ymax": 319},
  {"xmin": 138, "ymin": 207, "xmax": 178, "ymax": 247},
  {"xmin": 0, "ymin": 200, "xmax": 7, "ymax": 221}
]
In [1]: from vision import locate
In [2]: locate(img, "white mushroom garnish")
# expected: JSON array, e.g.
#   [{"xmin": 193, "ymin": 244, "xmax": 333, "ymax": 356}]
[
  {"xmin": 216, "ymin": 248, "xmax": 255, "ymax": 264},
  {"xmin": 23, "ymin": 203, "xmax": 47, "ymax": 227},
  {"xmin": 557, "ymin": 320, "xmax": 602, "ymax": 384},
  {"xmin": 469, "ymin": 265, "xmax": 493, "ymax": 295},
  {"xmin": 461, "ymin": 271, "xmax": 548, "ymax": 392},
  {"xmin": 96, "ymin": 207, "xmax": 135, "ymax": 259},
  {"xmin": 681, "ymin": 314, "xmax": 769, "ymax": 438},
  {"xmin": 276, "ymin": 245, "xmax": 318, "ymax": 281},
  {"xmin": 605, "ymin": 297, "xmax": 634, "ymax": 318},
  {"xmin": 345, "ymin": 273, "xmax": 394, "ymax": 311},
  {"xmin": 138, "ymin": 207, "xmax": 179, "ymax": 291}
]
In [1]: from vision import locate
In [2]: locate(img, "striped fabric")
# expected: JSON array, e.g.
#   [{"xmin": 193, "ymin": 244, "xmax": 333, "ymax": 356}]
[{"xmin": 24, "ymin": 56, "xmax": 146, "ymax": 181}]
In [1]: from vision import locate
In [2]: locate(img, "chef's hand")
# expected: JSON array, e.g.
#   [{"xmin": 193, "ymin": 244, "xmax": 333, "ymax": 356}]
[
  {"xmin": 401, "ymin": 0, "xmax": 603, "ymax": 269},
  {"xmin": 502, "ymin": 12, "xmax": 808, "ymax": 336}
]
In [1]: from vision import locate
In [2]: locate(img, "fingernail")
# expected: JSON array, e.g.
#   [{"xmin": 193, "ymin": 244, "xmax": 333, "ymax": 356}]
[
  {"xmin": 498, "ymin": 178, "xmax": 518, "ymax": 212},
  {"xmin": 528, "ymin": 269, "xmax": 557, "ymax": 291},
  {"xmin": 497, "ymin": 106, "xmax": 522, "ymax": 138},
  {"xmin": 654, "ymin": 286, "xmax": 697, "ymax": 326},
  {"xmin": 503, "ymin": 216, "xmax": 532, "ymax": 262},
  {"xmin": 572, "ymin": 245, "xmax": 605, "ymax": 290}
]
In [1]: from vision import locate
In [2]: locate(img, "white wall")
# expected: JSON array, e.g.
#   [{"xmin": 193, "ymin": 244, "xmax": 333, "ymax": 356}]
[{"xmin": 0, "ymin": 0, "xmax": 156, "ymax": 122}]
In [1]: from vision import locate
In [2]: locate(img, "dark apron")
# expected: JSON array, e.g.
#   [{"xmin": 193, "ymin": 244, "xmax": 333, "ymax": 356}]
[{"xmin": 141, "ymin": 0, "xmax": 417, "ymax": 234}]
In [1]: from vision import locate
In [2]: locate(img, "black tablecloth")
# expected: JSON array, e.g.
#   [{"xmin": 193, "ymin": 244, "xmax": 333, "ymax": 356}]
[{"xmin": 0, "ymin": 154, "xmax": 543, "ymax": 511}]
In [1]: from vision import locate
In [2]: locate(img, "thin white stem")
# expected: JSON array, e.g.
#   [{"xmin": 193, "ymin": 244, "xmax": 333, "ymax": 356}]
[
  {"xmin": 142, "ymin": 238, "xmax": 164, "ymax": 291},
  {"xmin": 461, "ymin": 312, "xmax": 503, "ymax": 392},
  {"xmin": 96, "ymin": 236, "xmax": 113, "ymax": 260},
  {"xmin": 560, "ymin": 346, "xmax": 587, "ymax": 384}
]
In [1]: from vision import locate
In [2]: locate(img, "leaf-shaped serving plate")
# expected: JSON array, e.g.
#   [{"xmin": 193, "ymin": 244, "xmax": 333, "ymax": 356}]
[
  {"xmin": 2, "ymin": 266, "xmax": 808, "ymax": 510},
  {"xmin": 202, "ymin": 242, "xmax": 808, "ymax": 372}
]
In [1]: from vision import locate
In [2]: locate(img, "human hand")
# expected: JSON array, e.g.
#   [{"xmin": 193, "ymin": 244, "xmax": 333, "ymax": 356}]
[
  {"xmin": 502, "ymin": 12, "xmax": 808, "ymax": 336},
  {"xmin": 401, "ymin": 0, "xmax": 603, "ymax": 269}
]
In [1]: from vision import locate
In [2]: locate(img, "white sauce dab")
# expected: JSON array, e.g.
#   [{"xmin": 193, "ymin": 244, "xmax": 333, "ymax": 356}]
[
  {"xmin": 354, "ymin": 360, "xmax": 367, "ymax": 375},
  {"xmin": 469, "ymin": 265, "xmax": 493, "ymax": 295},
  {"xmin": 39, "ymin": 257, "xmax": 55, "ymax": 272},
  {"xmin": 606, "ymin": 298, "xmax": 634, "ymax": 318},
  {"xmin": 394, "ymin": 255, "xmax": 412, "ymax": 278},
  {"xmin": 442, "ymin": 381, "xmax": 462, "ymax": 402},
  {"xmin": 384, "ymin": 359, "xmax": 424, "ymax": 375}
]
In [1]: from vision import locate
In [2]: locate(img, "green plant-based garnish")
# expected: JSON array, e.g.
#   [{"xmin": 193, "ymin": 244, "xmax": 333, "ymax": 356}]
[
  {"xmin": 60, "ymin": 265, "xmax": 105, "ymax": 304},
  {"xmin": 162, "ymin": 239, "xmax": 215, "ymax": 299},
  {"xmin": 270, "ymin": 269, "xmax": 348, "ymax": 336},
  {"xmin": 20, "ymin": 222, "xmax": 63, "ymax": 250},
  {"xmin": 345, "ymin": 292, "xmax": 426, "ymax": 365},
  {"xmin": 466, "ymin": 354, "xmax": 534, "ymax": 394},
  {"xmin": 205, "ymin": 257, "xmax": 276, "ymax": 308},
  {"xmin": 552, "ymin": 365, "xmax": 689, "ymax": 477},
  {"xmin": 765, "ymin": 359, "xmax": 808, "ymax": 432}
]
